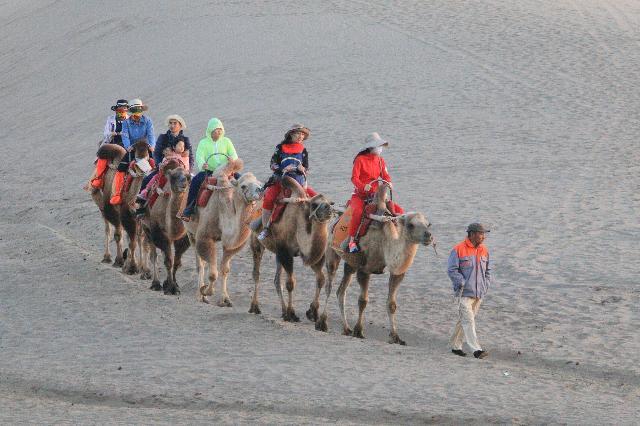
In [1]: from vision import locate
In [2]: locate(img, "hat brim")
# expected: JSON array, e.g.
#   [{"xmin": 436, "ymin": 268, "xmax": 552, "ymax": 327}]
[
  {"xmin": 286, "ymin": 127, "xmax": 310, "ymax": 140},
  {"xmin": 363, "ymin": 140, "xmax": 389, "ymax": 151},
  {"xmin": 111, "ymin": 105, "xmax": 129, "ymax": 111},
  {"xmin": 128, "ymin": 105, "xmax": 148, "ymax": 112}
]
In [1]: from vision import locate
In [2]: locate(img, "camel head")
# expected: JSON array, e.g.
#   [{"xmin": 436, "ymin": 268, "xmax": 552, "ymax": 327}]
[
  {"xmin": 165, "ymin": 165, "xmax": 191, "ymax": 194},
  {"xmin": 281, "ymin": 176, "xmax": 333, "ymax": 223},
  {"xmin": 395, "ymin": 212, "xmax": 433, "ymax": 246},
  {"xmin": 231, "ymin": 172, "xmax": 263, "ymax": 203},
  {"xmin": 131, "ymin": 138, "xmax": 151, "ymax": 159}
]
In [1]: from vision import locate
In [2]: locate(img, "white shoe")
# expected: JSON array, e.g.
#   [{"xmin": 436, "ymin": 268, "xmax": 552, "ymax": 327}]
[{"xmin": 257, "ymin": 228, "xmax": 270, "ymax": 241}]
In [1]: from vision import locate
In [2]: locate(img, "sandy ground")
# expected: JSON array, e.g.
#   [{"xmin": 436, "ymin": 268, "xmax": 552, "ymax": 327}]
[{"xmin": 1, "ymin": 0, "xmax": 639, "ymax": 424}]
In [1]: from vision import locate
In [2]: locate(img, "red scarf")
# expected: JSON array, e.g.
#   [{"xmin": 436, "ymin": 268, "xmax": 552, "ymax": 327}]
[{"xmin": 281, "ymin": 142, "xmax": 304, "ymax": 154}]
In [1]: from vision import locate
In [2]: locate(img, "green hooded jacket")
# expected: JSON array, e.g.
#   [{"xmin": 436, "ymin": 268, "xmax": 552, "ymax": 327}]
[{"xmin": 195, "ymin": 118, "xmax": 238, "ymax": 172}]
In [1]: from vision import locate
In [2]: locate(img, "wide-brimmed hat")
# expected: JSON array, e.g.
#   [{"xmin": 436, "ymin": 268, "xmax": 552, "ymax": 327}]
[
  {"xmin": 110, "ymin": 99, "xmax": 129, "ymax": 111},
  {"xmin": 467, "ymin": 223, "xmax": 490, "ymax": 233},
  {"xmin": 128, "ymin": 98, "xmax": 148, "ymax": 112},
  {"xmin": 362, "ymin": 132, "xmax": 389, "ymax": 150},
  {"xmin": 165, "ymin": 114, "xmax": 186, "ymax": 129},
  {"xmin": 285, "ymin": 123, "xmax": 310, "ymax": 140}
]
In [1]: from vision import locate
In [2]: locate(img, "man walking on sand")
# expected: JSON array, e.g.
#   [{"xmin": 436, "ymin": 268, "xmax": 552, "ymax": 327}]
[{"xmin": 447, "ymin": 223, "xmax": 492, "ymax": 359}]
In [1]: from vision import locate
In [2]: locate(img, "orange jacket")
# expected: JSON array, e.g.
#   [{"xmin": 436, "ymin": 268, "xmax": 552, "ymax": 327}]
[
  {"xmin": 351, "ymin": 152, "xmax": 391, "ymax": 198},
  {"xmin": 447, "ymin": 238, "xmax": 492, "ymax": 298}
]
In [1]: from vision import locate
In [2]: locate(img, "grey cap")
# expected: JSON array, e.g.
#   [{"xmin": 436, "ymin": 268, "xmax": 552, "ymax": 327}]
[{"xmin": 467, "ymin": 223, "xmax": 490, "ymax": 233}]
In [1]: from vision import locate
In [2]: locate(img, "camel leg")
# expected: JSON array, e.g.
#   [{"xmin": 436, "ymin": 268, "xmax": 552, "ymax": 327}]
[
  {"xmin": 112, "ymin": 224, "xmax": 125, "ymax": 267},
  {"xmin": 249, "ymin": 236, "xmax": 264, "ymax": 314},
  {"xmin": 306, "ymin": 256, "xmax": 326, "ymax": 323},
  {"xmin": 217, "ymin": 245, "xmax": 241, "ymax": 307},
  {"xmin": 316, "ymin": 249, "xmax": 340, "ymax": 332},
  {"xmin": 387, "ymin": 273, "xmax": 406, "ymax": 345},
  {"xmin": 170, "ymin": 235, "xmax": 190, "ymax": 295},
  {"xmin": 337, "ymin": 262, "xmax": 356, "ymax": 336},
  {"xmin": 149, "ymin": 245, "xmax": 161, "ymax": 291},
  {"xmin": 161, "ymin": 242, "xmax": 179, "ymax": 295},
  {"xmin": 352, "ymin": 269, "xmax": 370, "ymax": 339},
  {"xmin": 102, "ymin": 219, "xmax": 112, "ymax": 263},
  {"xmin": 139, "ymin": 230, "xmax": 152, "ymax": 280},
  {"xmin": 278, "ymin": 250, "xmax": 299, "ymax": 322},
  {"xmin": 121, "ymin": 211, "xmax": 139, "ymax": 275},
  {"xmin": 191, "ymin": 234, "xmax": 208, "ymax": 303},
  {"xmin": 196, "ymin": 237, "xmax": 218, "ymax": 304},
  {"xmin": 273, "ymin": 260, "xmax": 287, "ymax": 318}
]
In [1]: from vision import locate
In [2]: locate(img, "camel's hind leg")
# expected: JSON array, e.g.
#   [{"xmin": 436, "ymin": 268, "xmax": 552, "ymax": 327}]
[
  {"xmin": 278, "ymin": 250, "xmax": 299, "ymax": 322},
  {"xmin": 336, "ymin": 262, "xmax": 356, "ymax": 335},
  {"xmin": 249, "ymin": 236, "xmax": 264, "ymax": 314},
  {"xmin": 387, "ymin": 273, "xmax": 406, "ymax": 345},
  {"xmin": 306, "ymin": 255, "xmax": 326, "ymax": 323},
  {"xmin": 101, "ymin": 219, "xmax": 112, "ymax": 263},
  {"xmin": 196, "ymin": 236, "xmax": 218, "ymax": 304},
  {"xmin": 139, "ymin": 228, "xmax": 152, "ymax": 280},
  {"xmin": 352, "ymin": 269, "xmax": 371, "ymax": 339},
  {"xmin": 112, "ymin": 224, "xmax": 125, "ymax": 268},
  {"xmin": 189, "ymin": 232, "xmax": 207, "ymax": 303},
  {"xmin": 316, "ymin": 248, "xmax": 341, "ymax": 332},
  {"xmin": 217, "ymin": 245, "xmax": 241, "ymax": 307}
]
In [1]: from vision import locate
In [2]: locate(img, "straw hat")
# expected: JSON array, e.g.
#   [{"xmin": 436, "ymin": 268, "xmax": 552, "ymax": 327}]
[
  {"xmin": 165, "ymin": 114, "xmax": 186, "ymax": 129},
  {"xmin": 128, "ymin": 98, "xmax": 148, "ymax": 112},
  {"xmin": 285, "ymin": 123, "xmax": 310, "ymax": 140}
]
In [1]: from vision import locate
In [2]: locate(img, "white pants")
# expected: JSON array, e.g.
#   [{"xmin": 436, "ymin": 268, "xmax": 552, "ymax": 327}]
[{"xmin": 450, "ymin": 296, "xmax": 483, "ymax": 352}]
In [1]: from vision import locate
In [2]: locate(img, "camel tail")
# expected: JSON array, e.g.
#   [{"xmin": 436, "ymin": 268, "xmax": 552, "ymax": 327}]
[{"xmin": 97, "ymin": 144, "xmax": 127, "ymax": 162}]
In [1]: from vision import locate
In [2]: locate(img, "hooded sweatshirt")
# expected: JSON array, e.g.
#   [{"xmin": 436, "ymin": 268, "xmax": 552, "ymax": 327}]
[{"xmin": 195, "ymin": 118, "xmax": 238, "ymax": 172}]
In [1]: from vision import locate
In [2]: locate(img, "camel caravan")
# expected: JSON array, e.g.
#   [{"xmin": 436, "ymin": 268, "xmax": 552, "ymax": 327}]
[{"xmin": 86, "ymin": 99, "xmax": 436, "ymax": 345}]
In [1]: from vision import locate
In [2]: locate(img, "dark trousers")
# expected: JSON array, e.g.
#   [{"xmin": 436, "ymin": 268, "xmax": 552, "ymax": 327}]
[
  {"xmin": 186, "ymin": 170, "xmax": 211, "ymax": 209},
  {"xmin": 116, "ymin": 151, "xmax": 133, "ymax": 172}
]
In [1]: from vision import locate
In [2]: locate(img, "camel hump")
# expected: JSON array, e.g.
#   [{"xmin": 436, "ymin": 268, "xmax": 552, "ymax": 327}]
[
  {"xmin": 214, "ymin": 158, "xmax": 244, "ymax": 177},
  {"xmin": 97, "ymin": 143, "xmax": 127, "ymax": 161}
]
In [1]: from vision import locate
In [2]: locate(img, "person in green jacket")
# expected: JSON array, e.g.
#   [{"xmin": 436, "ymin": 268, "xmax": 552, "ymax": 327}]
[{"xmin": 180, "ymin": 117, "xmax": 238, "ymax": 220}]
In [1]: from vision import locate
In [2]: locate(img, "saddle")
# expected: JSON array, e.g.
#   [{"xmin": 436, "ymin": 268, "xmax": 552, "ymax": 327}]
[
  {"xmin": 196, "ymin": 176, "xmax": 220, "ymax": 207},
  {"xmin": 331, "ymin": 199, "xmax": 397, "ymax": 253}
]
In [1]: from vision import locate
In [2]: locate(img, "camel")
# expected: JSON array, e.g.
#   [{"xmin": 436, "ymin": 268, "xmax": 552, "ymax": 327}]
[
  {"xmin": 140, "ymin": 158, "xmax": 192, "ymax": 295},
  {"xmin": 249, "ymin": 176, "xmax": 334, "ymax": 322},
  {"xmin": 319, "ymin": 183, "xmax": 434, "ymax": 345},
  {"xmin": 184, "ymin": 159, "xmax": 264, "ymax": 305},
  {"xmin": 90, "ymin": 140, "xmax": 151, "ymax": 274}
]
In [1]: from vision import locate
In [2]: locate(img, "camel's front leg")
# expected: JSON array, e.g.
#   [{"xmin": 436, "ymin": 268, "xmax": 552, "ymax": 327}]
[
  {"xmin": 387, "ymin": 273, "xmax": 406, "ymax": 345},
  {"xmin": 149, "ymin": 245, "xmax": 161, "ymax": 291},
  {"xmin": 217, "ymin": 246, "xmax": 241, "ymax": 307},
  {"xmin": 162, "ymin": 243, "xmax": 179, "ymax": 295},
  {"xmin": 278, "ymin": 251, "xmax": 299, "ymax": 322},
  {"xmin": 138, "ymin": 229, "xmax": 152, "ymax": 280},
  {"xmin": 316, "ymin": 249, "xmax": 341, "ymax": 332},
  {"xmin": 306, "ymin": 256, "xmax": 326, "ymax": 323},
  {"xmin": 273, "ymin": 261, "xmax": 286, "ymax": 317},
  {"xmin": 121, "ymin": 211, "xmax": 139, "ymax": 275},
  {"xmin": 102, "ymin": 219, "xmax": 112, "ymax": 263},
  {"xmin": 336, "ymin": 261, "xmax": 356, "ymax": 335},
  {"xmin": 352, "ymin": 269, "xmax": 371, "ymax": 339},
  {"xmin": 249, "ymin": 236, "xmax": 264, "ymax": 314},
  {"xmin": 196, "ymin": 237, "xmax": 217, "ymax": 303},
  {"xmin": 112, "ymin": 224, "xmax": 125, "ymax": 267},
  {"xmin": 171, "ymin": 235, "xmax": 190, "ymax": 293}
]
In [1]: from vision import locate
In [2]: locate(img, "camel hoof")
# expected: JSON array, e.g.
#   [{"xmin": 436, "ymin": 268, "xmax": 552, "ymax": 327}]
[
  {"xmin": 200, "ymin": 286, "xmax": 214, "ymax": 297},
  {"xmin": 123, "ymin": 264, "xmax": 138, "ymax": 275},
  {"xmin": 315, "ymin": 315, "xmax": 328, "ymax": 332},
  {"xmin": 342, "ymin": 327, "xmax": 352, "ymax": 336},
  {"xmin": 101, "ymin": 255, "xmax": 112, "ymax": 264},
  {"xmin": 249, "ymin": 304, "xmax": 261, "ymax": 314},
  {"xmin": 284, "ymin": 310, "xmax": 300, "ymax": 323},
  {"xmin": 150, "ymin": 281, "xmax": 162, "ymax": 291},
  {"xmin": 140, "ymin": 270, "xmax": 152, "ymax": 280},
  {"xmin": 352, "ymin": 326, "xmax": 365, "ymax": 339},
  {"xmin": 112, "ymin": 258, "xmax": 124, "ymax": 268},
  {"xmin": 163, "ymin": 280, "xmax": 180, "ymax": 296},
  {"xmin": 306, "ymin": 305, "xmax": 318, "ymax": 322},
  {"xmin": 217, "ymin": 298, "xmax": 233, "ymax": 307},
  {"xmin": 389, "ymin": 334, "xmax": 406, "ymax": 346}
]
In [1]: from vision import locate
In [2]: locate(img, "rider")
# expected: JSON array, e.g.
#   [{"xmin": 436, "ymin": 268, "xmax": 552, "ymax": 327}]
[
  {"xmin": 179, "ymin": 117, "xmax": 238, "ymax": 220},
  {"xmin": 347, "ymin": 132, "xmax": 404, "ymax": 253},
  {"xmin": 84, "ymin": 99, "xmax": 128, "ymax": 191},
  {"xmin": 110, "ymin": 98, "xmax": 155, "ymax": 205},
  {"xmin": 257, "ymin": 124, "xmax": 317, "ymax": 241}
]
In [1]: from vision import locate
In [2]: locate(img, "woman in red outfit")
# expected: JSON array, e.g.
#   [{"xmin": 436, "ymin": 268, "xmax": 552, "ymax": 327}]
[{"xmin": 347, "ymin": 132, "xmax": 403, "ymax": 253}]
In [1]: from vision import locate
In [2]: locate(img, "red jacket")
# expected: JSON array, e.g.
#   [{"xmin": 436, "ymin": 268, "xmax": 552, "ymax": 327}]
[{"xmin": 351, "ymin": 152, "xmax": 391, "ymax": 197}]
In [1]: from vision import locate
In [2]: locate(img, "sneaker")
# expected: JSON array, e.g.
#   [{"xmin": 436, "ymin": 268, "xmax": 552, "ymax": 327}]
[
  {"xmin": 473, "ymin": 350, "xmax": 488, "ymax": 359},
  {"xmin": 451, "ymin": 349, "xmax": 467, "ymax": 357},
  {"xmin": 348, "ymin": 239, "xmax": 360, "ymax": 253},
  {"xmin": 257, "ymin": 228, "xmax": 270, "ymax": 241}
]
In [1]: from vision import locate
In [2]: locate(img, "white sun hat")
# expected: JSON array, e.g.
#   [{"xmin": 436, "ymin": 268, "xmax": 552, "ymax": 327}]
[
  {"xmin": 362, "ymin": 132, "xmax": 389, "ymax": 150},
  {"xmin": 165, "ymin": 114, "xmax": 186, "ymax": 129}
]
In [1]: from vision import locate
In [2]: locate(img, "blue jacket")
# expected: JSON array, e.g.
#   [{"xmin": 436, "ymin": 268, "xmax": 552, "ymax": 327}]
[
  {"xmin": 121, "ymin": 115, "xmax": 155, "ymax": 149},
  {"xmin": 447, "ymin": 239, "xmax": 492, "ymax": 299}
]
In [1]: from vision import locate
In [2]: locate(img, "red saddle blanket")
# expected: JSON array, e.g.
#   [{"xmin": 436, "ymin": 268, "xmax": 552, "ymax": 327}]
[
  {"xmin": 123, "ymin": 158, "xmax": 156, "ymax": 193},
  {"xmin": 147, "ymin": 174, "xmax": 169, "ymax": 210},
  {"xmin": 196, "ymin": 176, "xmax": 219, "ymax": 207}
]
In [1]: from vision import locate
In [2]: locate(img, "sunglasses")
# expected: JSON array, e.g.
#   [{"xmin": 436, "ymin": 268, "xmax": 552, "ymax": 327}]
[{"xmin": 129, "ymin": 107, "xmax": 143, "ymax": 113}]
